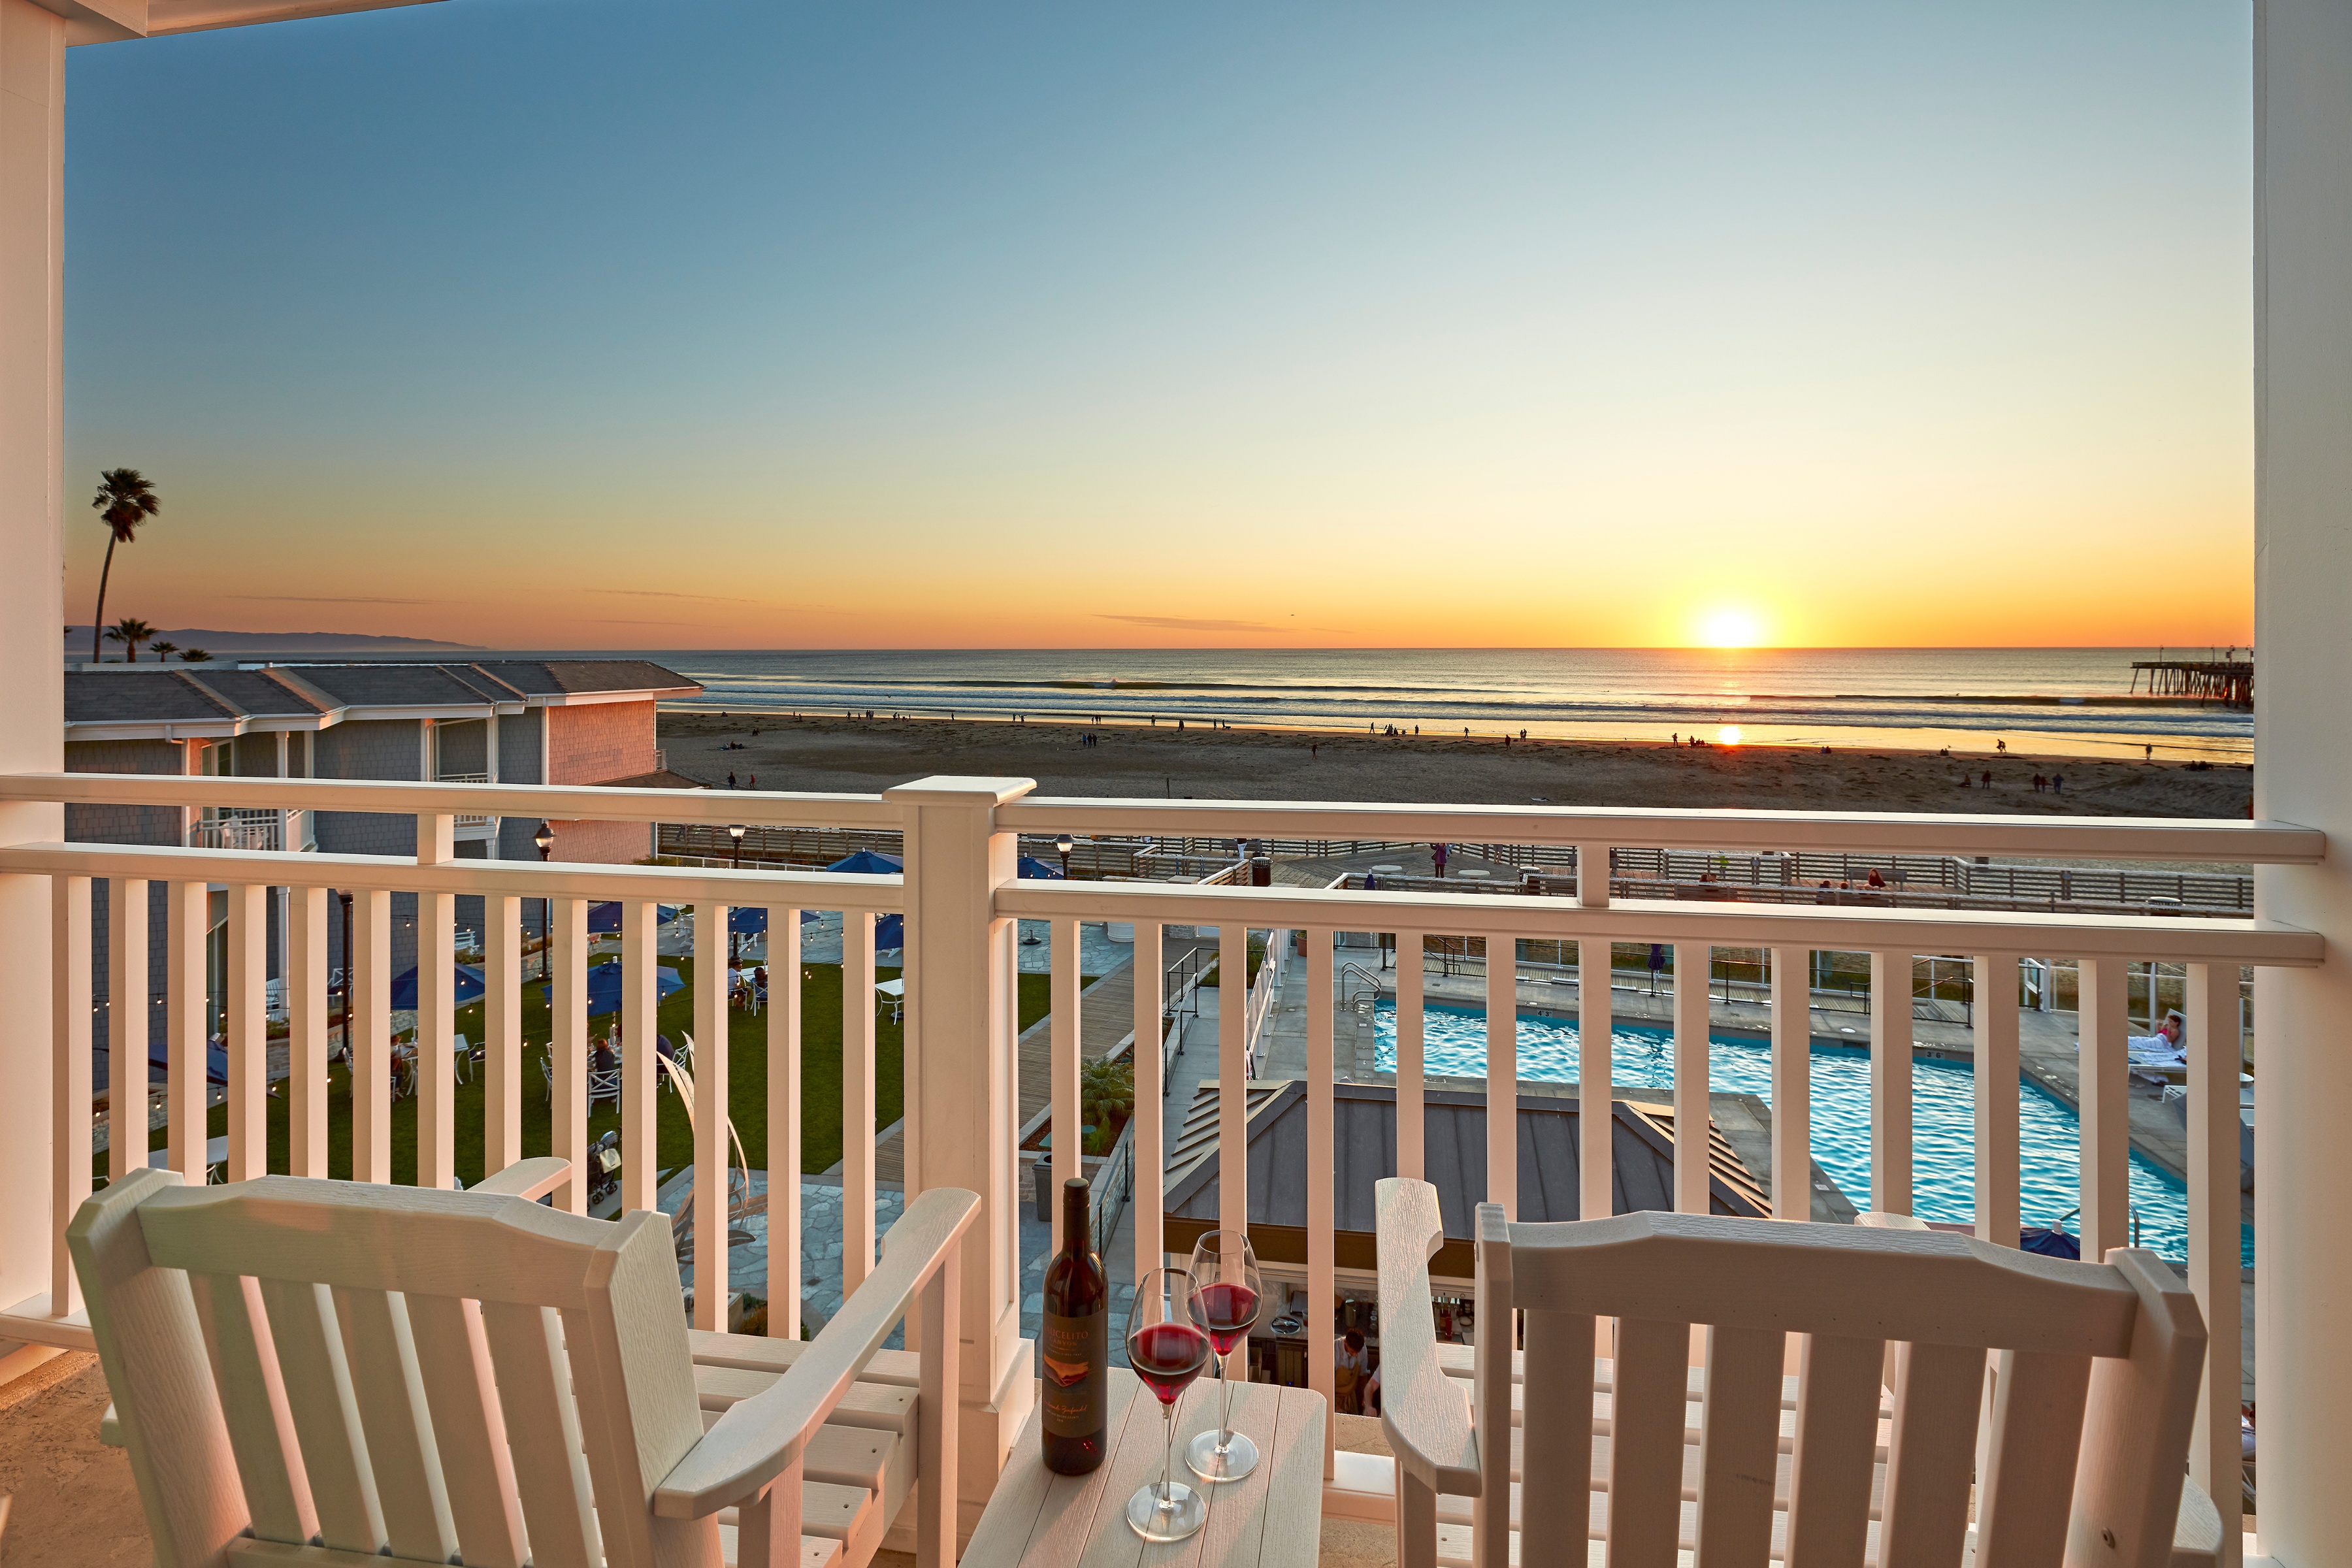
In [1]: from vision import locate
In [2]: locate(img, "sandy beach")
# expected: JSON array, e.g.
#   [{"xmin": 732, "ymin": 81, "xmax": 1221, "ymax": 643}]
[{"xmin": 659, "ymin": 710, "xmax": 2253, "ymax": 822}]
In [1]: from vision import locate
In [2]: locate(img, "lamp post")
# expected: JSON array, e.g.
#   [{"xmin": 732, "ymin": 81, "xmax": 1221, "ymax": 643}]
[
  {"xmin": 1055, "ymin": 832, "xmax": 1073, "ymax": 881},
  {"xmin": 728, "ymin": 823, "xmax": 745, "ymax": 967},
  {"xmin": 534, "ymin": 821, "xmax": 554, "ymax": 981}
]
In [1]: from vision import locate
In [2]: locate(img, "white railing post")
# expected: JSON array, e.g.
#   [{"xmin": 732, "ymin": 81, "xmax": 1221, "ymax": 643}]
[
  {"xmin": 164, "ymin": 881, "xmax": 206, "ymax": 1182},
  {"xmin": 1131, "ymin": 918, "xmax": 1164, "ymax": 1285},
  {"xmin": 1579, "ymin": 935, "xmax": 1612, "ymax": 1222},
  {"xmin": 287, "ymin": 887, "xmax": 327, "ymax": 1179},
  {"xmin": 108, "ymin": 877, "xmax": 146, "ymax": 1186},
  {"xmin": 1397, "ymin": 929, "xmax": 1426, "ymax": 1184},
  {"xmin": 1672, "ymin": 940, "xmax": 1710, "ymax": 1214},
  {"xmin": 694, "ymin": 898, "xmax": 731, "ymax": 1329},
  {"xmin": 50, "ymin": 875, "xmax": 89, "ymax": 1316},
  {"xmin": 766, "ymin": 902, "xmax": 803, "ymax": 1339},
  {"xmin": 548, "ymin": 897, "xmax": 587, "ymax": 1213},
  {"xmin": 1305, "ymin": 926, "xmax": 1337, "ymax": 1473},
  {"xmin": 842, "ymin": 908, "xmax": 876, "ymax": 1298},
  {"xmin": 2076, "ymin": 956, "xmax": 2131, "ymax": 1260},
  {"xmin": 1049, "ymin": 915, "xmax": 1081, "ymax": 1258},
  {"xmin": 1870, "ymin": 950, "xmax": 1914, "ymax": 1215},
  {"xmin": 1575, "ymin": 843, "xmax": 1610, "ymax": 907},
  {"xmin": 1218, "ymin": 921, "xmax": 1249, "ymax": 1239},
  {"xmin": 1486, "ymin": 930, "xmax": 1517, "ymax": 1217},
  {"xmin": 621, "ymin": 899, "xmax": 659, "ymax": 1214},
  {"xmin": 417, "ymin": 815, "xmax": 457, "ymax": 1191},
  {"xmin": 351, "ymin": 889, "xmax": 393, "ymax": 1184},
  {"xmin": 1769, "ymin": 944, "xmax": 1809, "ymax": 1221},
  {"xmin": 2187, "ymin": 962, "xmax": 2244, "ymax": 1565},
  {"xmin": 1972, "ymin": 953, "xmax": 2021, "ymax": 1247},
  {"xmin": 482, "ymin": 894, "xmax": 521, "ymax": 1178},
  {"xmin": 883, "ymin": 775, "xmax": 1037, "ymax": 1529},
  {"xmin": 224, "ymin": 883, "xmax": 266, "ymax": 1184}
]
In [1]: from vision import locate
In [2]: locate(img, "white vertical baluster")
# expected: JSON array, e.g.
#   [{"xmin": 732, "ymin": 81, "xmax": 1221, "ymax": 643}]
[
  {"xmin": 288, "ymin": 886, "xmax": 327, "ymax": 1179},
  {"xmin": 768, "ymin": 904, "xmax": 802, "ymax": 1339},
  {"xmin": 1049, "ymin": 915, "xmax": 1081, "ymax": 1256},
  {"xmin": 1132, "ymin": 919, "xmax": 1164, "ymax": 1285},
  {"xmin": 621, "ymin": 900, "xmax": 659, "ymax": 1214},
  {"xmin": 1486, "ymin": 932, "xmax": 1518, "ymax": 1217},
  {"xmin": 417, "ymin": 888, "xmax": 456, "ymax": 1192},
  {"xmin": 1769, "ymin": 945, "xmax": 1809, "ymax": 1221},
  {"xmin": 1396, "ymin": 929, "xmax": 1425, "ymax": 1182},
  {"xmin": 695, "ymin": 898, "xmax": 732, "ymax": 1328},
  {"xmin": 108, "ymin": 876, "xmax": 146, "ymax": 1184},
  {"xmin": 842, "ymin": 908, "xmax": 876, "ymax": 1298},
  {"xmin": 1306, "ymin": 926, "xmax": 1337, "ymax": 1472},
  {"xmin": 1218, "ymin": 921, "xmax": 1249, "ymax": 1240},
  {"xmin": 482, "ymin": 894, "xmax": 521, "ymax": 1178},
  {"xmin": 225, "ymin": 883, "xmax": 266, "ymax": 1183},
  {"xmin": 1673, "ymin": 941, "xmax": 1711, "ymax": 1214},
  {"xmin": 1972, "ymin": 954, "xmax": 2021, "ymax": 1247},
  {"xmin": 548, "ymin": 896, "xmax": 588, "ymax": 1214},
  {"xmin": 1575, "ymin": 843, "xmax": 1610, "ymax": 908},
  {"xmin": 351, "ymin": 889, "xmax": 392, "ymax": 1185},
  {"xmin": 2187, "ymin": 961, "xmax": 2244, "ymax": 1566},
  {"xmin": 165, "ymin": 880, "xmax": 206, "ymax": 1181},
  {"xmin": 2076, "ymin": 956, "xmax": 2132, "ymax": 1260},
  {"xmin": 1870, "ymin": 949, "xmax": 1914, "ymax": 1215},
  {"xmin": 51, "ymin": 875, "xmax": 90, "ymax": 1312},
  {"xmin": 1580, "ymin": 936, "xmax": 1613, "ymax": 1222}
]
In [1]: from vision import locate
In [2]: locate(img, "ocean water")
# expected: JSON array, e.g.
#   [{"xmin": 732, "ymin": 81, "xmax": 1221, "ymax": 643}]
[
  {"xmin": 1370, "ymin": 1000, "xmax": 2247, "ymax": 1266},
  {"xmin": 628, "ymin": 647, "xmax": 2246, "ymax": 760}
]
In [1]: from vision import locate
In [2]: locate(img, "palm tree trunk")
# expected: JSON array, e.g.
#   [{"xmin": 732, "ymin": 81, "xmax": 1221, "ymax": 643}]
[{"xmin": 90, "ymin": 537, "xmax": 116, "ymax": 663}]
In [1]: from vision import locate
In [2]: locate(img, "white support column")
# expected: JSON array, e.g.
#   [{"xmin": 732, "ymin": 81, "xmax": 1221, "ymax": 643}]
[
  {"xmin": 1671, "ymin": 941, "xmax": 1710, "ymax": 1215},
  {"xmin": 2253, "ymin": 3, "xmax": 2352, "ymax": 1555},
  {"xmin": 163, "ymin": 881, "xmax": 206, "ymax": 1181},
  {"xmin": 49, "ymin": 875, "xmax": 88, "ymax": 1316},
  {"xmin": 416, "ymin": 814, "xmax": 455, "ymax": 1192},
  {"xmin": 620, "ymin": 899, "xmax": 659, "ymax": 1214},
  {"xmin": 1305, "ymin": 928, "xmax": 1336, "ymax": 1474},
  {"xmin": 767, "ymin": 904, "xmax": 802, "ymax": 1339},
  {"xmin": 1486, "ymin": 934, "xmax": 1518, "ymax": 1217},
  {"xmin": 694, "ymin": 899, "xmax": 730, "ymax": 1330},
  {"xmin": 1396, "ymin": 930, "xmax": 1426, "ymax": 1183},
  {"xmin": 841, "ymin": 909, "xmax": 876, "ymax": 1299},
  {"xmin": 883, "ymin": 776, "xmax": 1037, "ymax": 1533},
  {"xmin": 0, "ymin": 0, "xmax": 66, "ymax": 1334},
  {"xmin": 351, "ymin": 888, "xmax": 391, "ymax": 1185},
  {"xmin": 1130, "ymin": 919, "xmax": 1164, "ymax": 1286},
  {"xmin": 1048, "ymin": 916, "xmax": 1081, "ymax": 1257},
  {"xmin": 224, "ymin": 883, "xmax": 265, "ymax": 1183},
  {"xmin": 482, "ymin": 894, "xmax": 521, "ymax": 1177},
  {"xmin": 548, "ymin": 897, "xmax": 588, "ymax": 1213}
]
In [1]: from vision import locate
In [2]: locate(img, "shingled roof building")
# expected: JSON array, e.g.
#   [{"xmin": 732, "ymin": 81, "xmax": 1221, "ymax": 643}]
[{"xmin": 65, "ymin": 661, "xmax": 702, "ymax": 1073}]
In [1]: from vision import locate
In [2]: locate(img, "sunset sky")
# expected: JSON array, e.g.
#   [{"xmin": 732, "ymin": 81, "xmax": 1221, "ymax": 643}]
[{"xmin": 62, "ymin": 1, "xmax": 2255, "ymax": 651}]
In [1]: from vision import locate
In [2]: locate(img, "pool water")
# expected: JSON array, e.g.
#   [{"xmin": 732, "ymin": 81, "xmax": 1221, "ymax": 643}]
[{"xmin": 1372, "ymin": 1000, "xmax": 2246, "ymax": 1265}]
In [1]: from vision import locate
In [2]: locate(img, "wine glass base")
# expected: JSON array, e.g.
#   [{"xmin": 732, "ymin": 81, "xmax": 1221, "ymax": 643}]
[
  {"xmin": 1126, "ymin": 1480, "xmax": 1207, "ymax": 1542},
  {"xmin": 1186, "ymin": 1427, "xmax": 1260, "ymax": 1483}
]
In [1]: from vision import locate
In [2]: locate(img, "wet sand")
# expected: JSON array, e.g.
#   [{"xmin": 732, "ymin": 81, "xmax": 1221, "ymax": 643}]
[{"xmin": 660, "ymin": 710, "xmax": 2253, "ymax": 821}]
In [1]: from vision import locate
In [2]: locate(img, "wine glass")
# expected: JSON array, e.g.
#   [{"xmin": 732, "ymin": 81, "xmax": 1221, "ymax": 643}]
[
  {"xmin": 1124, "ymin": 1267, "xmax": 1211, "ymax": 1542},
  {"xmin": 1184, "ymin": 1230, "xmax": 1264, "ymax": 1482}
]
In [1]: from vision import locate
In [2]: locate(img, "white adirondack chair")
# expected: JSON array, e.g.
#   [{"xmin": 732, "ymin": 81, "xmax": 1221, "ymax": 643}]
[
  {"xmin": 71, "ymin": 1156, "xmax": 973, "ymax": 1568},
  {"xmin": 1373, "ymin": 1177, "xmax": 2226, "ymax": 1568}
]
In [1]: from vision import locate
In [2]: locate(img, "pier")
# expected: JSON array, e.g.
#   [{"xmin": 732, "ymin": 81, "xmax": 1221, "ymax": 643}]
[{"xmin": 2132, "ymin": 657, "xmax": 2253, "ymax": 708}]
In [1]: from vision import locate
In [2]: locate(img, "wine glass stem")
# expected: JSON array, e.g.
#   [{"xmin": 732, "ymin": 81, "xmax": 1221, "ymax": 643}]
[
  {"xmin": 1217, "ymin": 1354, "xmax": 1234, "ymax": 1451},
  {"xmin": 1162, "ymin": 1400, "xmax": 1178, "ymax": 1506}
]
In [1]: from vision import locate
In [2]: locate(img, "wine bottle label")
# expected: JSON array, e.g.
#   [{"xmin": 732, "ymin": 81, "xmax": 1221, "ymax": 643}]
[{"xmin": 1040, "ymin": 1310, "xmax": 1106, "ymax": 1437}]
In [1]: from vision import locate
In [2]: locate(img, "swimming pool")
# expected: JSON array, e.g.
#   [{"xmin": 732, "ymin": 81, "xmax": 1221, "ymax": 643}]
[{"xmin": 1371, "ymin": 1000, "xmax": 2243, "ymax": 1265}]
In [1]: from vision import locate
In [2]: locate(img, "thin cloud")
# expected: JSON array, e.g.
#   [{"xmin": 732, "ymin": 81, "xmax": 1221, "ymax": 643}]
[
  {"xmin": 589, "ymin": 589, "xmax": 760, "ymax": 604},
  {"xmin": 1096, "ymin": 613, "xmax": 1283, "ymax": 633},
  {"xmin": 595, "ymin": 617, "xmax": 702, "ymax": 627},
  {"xmin": 227, "ymin": 594, "xmax": 431, "ymax": 605}
]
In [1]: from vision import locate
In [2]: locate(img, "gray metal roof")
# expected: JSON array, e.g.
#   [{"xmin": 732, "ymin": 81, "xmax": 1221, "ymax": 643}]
[
  {"xmin": 470, "ymin": 660, "xmax": 702, "ymax": 696},
  {"xmin": 63, "ymin": 670, "xmax": 238, "ymax": 724},
  {"xmin": 176, "ymin": 669, "xmax": 327, "ymax": 718},
  {"xmin": 64, "ymin": 659, "xmax": 700, "ymax": 733},
  {"xmin": 276, "ymin": 664, "xmax": 515, "ymax": 708}
]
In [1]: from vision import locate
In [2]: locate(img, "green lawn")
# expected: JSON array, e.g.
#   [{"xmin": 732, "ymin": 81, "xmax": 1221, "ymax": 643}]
[{"xmin": 134, "ymin": 963, "xmax": 1054, "ymax": 1187}]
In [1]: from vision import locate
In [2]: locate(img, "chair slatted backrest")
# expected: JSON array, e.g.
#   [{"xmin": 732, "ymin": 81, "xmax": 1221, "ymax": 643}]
[
  {"xmin": 71, "ymin": 1166, "xmax": 717, "ymax": 1568},
  {"xmin": 1477, "ymin": 1203, "xmax": 2204, "ymax": 1568}
]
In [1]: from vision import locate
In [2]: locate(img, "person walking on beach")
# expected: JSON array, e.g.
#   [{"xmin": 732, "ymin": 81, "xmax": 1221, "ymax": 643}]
[
  {"xmin": 2053, "ymin": 773, "xmax": 2064, "ymax": 794},
  {"xmin": 2145, "ymin": 743, "xmax": 2155, "ymax": 762},
  {"xmin": 1432, "ymin": 843, "xmax": 1449, "ymax": 878},
  {"xmin": 727, "ymin": 770, "xmax": 737, "ymax": 789}
]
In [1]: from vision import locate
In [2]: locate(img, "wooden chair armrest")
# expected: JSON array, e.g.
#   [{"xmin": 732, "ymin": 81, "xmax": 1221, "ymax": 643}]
[
  {"xmin": 1373, "ymin": 1177, "xmax": 1480, "ymax": 1498},
  {"xmin": 652, "ymin": 1187, "xmax": 979, "ymax": 1518},
  {"xmin": 470, "ymin": 1156, "xmax": 568, "ymax": 1201}
]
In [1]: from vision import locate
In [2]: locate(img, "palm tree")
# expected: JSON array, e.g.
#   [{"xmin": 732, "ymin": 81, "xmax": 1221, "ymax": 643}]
[
  {"xmin": 150, "ymin": 640, "xmax": 178, "ymax": 662},
  {"xmin": 88, "ymin": 468, "xmax": 160, "ymax": 664},
  {"xmin": 104, "ymin": 617, "xmax": 155, "ymax": 662},
  {"xmin": 178, "ymin": 647, "xmax": 212, "ymax": 663}
]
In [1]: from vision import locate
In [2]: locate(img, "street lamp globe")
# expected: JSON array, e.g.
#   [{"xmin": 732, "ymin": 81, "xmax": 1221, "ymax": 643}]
[{"xmin": 533, "ymin": 821, "xmax": 554, "ymax": 860}]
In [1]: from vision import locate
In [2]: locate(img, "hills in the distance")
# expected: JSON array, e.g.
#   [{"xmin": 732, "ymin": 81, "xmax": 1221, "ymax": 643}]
[{"xmin": 63, "ymin": 626, "xmax": 479, "ymax": 656}]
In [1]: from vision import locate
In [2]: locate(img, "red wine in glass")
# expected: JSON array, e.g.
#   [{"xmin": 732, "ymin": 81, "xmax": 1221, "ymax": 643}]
[
  {"xmin": 1195, "ymin": 1282, "xmax": 1259, "ymax": 1357},
  {"xmin": 1186, "ymin": 1230, "xmax": 1264, "ymax": 1483},
  {"xmin": 1124, "ymin": 1268, "xmax": 1209, "ymax": 1542}
]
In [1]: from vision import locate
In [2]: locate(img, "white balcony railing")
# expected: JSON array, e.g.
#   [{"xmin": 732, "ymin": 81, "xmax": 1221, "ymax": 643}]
[
  {"xmin": 0, "ymin": 768, "xmax": 2321, "ymax": 1558},
  {"xmin": 184, "ymin": 808, "xmax": 297, "ymax": 853}
]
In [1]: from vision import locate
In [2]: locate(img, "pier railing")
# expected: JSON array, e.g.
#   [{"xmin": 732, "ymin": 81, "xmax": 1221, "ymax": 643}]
[{"xmin": 0, "ymin": 769, "xmax": 2319, "ymax": 1556}]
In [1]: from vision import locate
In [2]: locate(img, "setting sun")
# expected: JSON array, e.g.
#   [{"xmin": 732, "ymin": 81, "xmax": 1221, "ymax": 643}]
[{"xmin": 1698, "ymin": 608, "xmax": 1764, "ymax": 647}]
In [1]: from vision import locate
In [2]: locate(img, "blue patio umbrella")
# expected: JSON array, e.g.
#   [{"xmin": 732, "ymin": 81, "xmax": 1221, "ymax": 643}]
[
  {"xmin": 827, "ymin": 849, "xmax": 902, "ymax": 875},
  {"xmin": 728, "ymin": 907, "xmax": 768, "ymax": 935},
  {"xmin": 542, "ymin": 959, "xmax": 685, "ymax": 1019},
  {"xmin": 874, "ymin": 913, "xmax": 904, "ymax": 950},
  {"xmin": 390, "ymin": 962, "xmax": 487, "ymax": 1011},
  {"xmin": 588, "ymin": 901, "xmax": 681, "ymax": 933},
  {"xmin": 93, "ymin": 1036, "xmax": 227, "ymax": 1093},
  {"xmin": 1016, "ymin": 856, "xmax": 1063, "ymax": 879}
]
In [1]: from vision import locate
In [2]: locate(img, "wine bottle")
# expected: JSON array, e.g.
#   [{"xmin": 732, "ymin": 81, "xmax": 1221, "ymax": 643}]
[{"xmin": 1040, "ymin": 1176, "xmax": 1108, "ymax": 1473}]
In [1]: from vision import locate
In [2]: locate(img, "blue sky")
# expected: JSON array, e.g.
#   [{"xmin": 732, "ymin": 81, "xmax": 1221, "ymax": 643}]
[{"xmin": 62, "ymin": 1, "xmax": 2255, "ymax": 647}]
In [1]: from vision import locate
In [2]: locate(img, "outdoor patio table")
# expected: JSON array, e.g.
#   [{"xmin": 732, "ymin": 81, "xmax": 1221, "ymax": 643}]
[{"xmin": 962, "ymin": 1377, "xmax": 1324, "ymax": 1568}]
